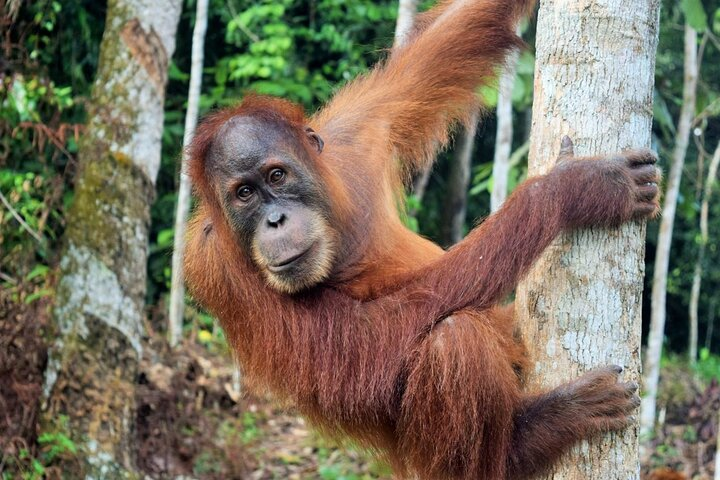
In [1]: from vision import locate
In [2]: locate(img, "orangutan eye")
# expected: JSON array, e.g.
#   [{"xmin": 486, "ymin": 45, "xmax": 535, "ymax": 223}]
[
  {"xmin": 268, "ymin": 168, "xmax": 285, "ymax": 185},
  {"xmin": 236, "ymin": 185, "xmax": 254, "ymax": 200}
]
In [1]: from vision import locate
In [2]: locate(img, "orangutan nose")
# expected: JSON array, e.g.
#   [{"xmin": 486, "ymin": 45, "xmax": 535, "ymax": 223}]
[{"xmin": 266, "ymin": 211, "xmax": 286, "ymax": 228}]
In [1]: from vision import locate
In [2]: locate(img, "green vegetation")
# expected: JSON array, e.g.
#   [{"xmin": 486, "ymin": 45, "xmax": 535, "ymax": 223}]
[
  {"xmin": 1, "ymin": 416, "xmax": 78, "ymax": 480},
  {"xmin": 2, "ymin": 0, "xmax": 720, "ymax": 478}
]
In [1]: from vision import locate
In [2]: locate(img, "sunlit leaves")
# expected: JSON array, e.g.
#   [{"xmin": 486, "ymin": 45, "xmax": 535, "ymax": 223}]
[{"xmin": 681, "ymin": 0, "xmax": 707, "ymax": 32}]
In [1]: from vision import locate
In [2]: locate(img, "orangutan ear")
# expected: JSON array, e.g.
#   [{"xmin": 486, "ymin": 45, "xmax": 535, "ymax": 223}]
[{"xmin": 305, "ymin": 127, "xmax": 324, "ymax": 154}]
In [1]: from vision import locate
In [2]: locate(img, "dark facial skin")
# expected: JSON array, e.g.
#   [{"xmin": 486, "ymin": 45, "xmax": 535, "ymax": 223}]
[{"xmin": 206, "ymin": 116, "xmax": 337, "ymax": 293}]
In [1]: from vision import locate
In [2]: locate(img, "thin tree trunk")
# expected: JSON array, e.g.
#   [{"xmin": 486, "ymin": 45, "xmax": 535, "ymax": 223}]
[
  {"xmin": 491, "ymin": 27, "xmax": 520, "ymax": 213},
  {"xmin": 515, "ymin": 1, "xmax": 661, "ymax": 478},
  {"xmin": 641, "ymin": 25, "xmax": 699, "ymax": 437},
  {"xmin": 393, "ymin": 0, "xmax": 429, "ymax": 209},
  {"xmin": 689, "ymin": 141, "xmax": 720, "ymax": 364},
  {"xmin": 411, "ymin": 167, "xmax": 432, "ymax": 205},
  {"xmin": 168, "ymin": 0, "xmax": 209, "ymax": 347},
  {"xmin": 393, "ymin": 0, "xmax": 418, "ymax": 47},
  {"xmin": 392, "ymin": 0, "xmax": 429, "ymax": 210},
  {"xmin": 440, "ymin": 112, "xmax": 478, "ymax": 246},
  {"xmin": 42, "ymin": 1, "xmax": 182, "ymax": 476},
  {"xmin": 706, "ymin": 296, "xmax": 717, "ymax": 351}
]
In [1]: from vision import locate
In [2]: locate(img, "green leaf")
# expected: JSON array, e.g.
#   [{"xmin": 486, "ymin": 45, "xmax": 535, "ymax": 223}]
[
  {"xmin": 516, "ymin": 51, "xmax": 535, "ymax": 75},
  {"xmin": 681, "ymin": 0, "xmax": 707, "ymax": 32},
  {"xmin": 156, "ymin": 228, "xmax": 174, "ymax": 248},
  {"xmin": 25, "ymin": 264, "xmax": 49, "ymax": 281},
  {"xmin": 479, "ymin": 85, "xmax": 498, "ymax": 108},
  {"xmin": 251, "ymin": 81, "xmax": 286, "ymax": 96},
  {"xmin": 24, "ymin": 289, "xmax": 52, "ymax": 304},
  {"xmin": 511, "ymin": 76, "xmax": 526, "ymax": 104},
  {"xmin": 32, "ymin": 459, "xmax": 45, "ymax": 475},
  {"xmin": 319, "ymin": 465, "xmax": 343, "ymax": 480},
  {"xmin": 653, "ymin": 92, "xmax": 677, "ymax": 136}
]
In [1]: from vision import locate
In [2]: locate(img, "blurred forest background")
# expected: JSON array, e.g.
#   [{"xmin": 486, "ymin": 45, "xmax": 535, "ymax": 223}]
[{"xmin": 2, "ymin": 0, "xmax": 720, "ymax": 478}]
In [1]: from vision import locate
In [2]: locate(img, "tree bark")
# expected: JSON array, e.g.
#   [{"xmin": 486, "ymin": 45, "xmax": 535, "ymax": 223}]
[
  {"xmin": 491, "ymin": 27, "xmax": 520, "ymax": 213},
  {"xmin": 440, "ymin": 112, "xmax": 477, "ymax": 246},
  {"xmin": 515, "ymin": 1, "xmax": 661, "ymax": 479},
  {"xmin": 168, "ymin": 0, "xmax": 209, "ymax": 348},
  {"xmin": 42, "ymin": 0, "xmax": 182, "ymax": 476},
  {"xmin": 641, "ymin": 25, "xmax": 699, "ymax": 437},
  {"xmin": 689, "ymin": 142, "xmax": 720, "ymax": 364}
]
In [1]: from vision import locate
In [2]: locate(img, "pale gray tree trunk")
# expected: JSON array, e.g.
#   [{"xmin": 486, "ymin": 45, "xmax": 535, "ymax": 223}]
[
  {"xmin": 394, "ymin": 0, "xmax": 418, "ymax": 47},
  {"xmin": 688, "ymin": 141, "xmax": 720, "ymax": 364},
  {"xmin": 439, "ymin": 113, "xmax": 477, "ymax": 246},
  {"xmin": 641, "ymin": 25, "xmax": 699, "ymax": 437},
  {"xmin": 491, "ymin": 27, "xmax": 521, "ymax": 213},
  {"xmin": 515, "ymin": 1, "xmax": 661, "ymax": 478},
  {"xmin": 411, "ymin": 166, "xmax": 432, "ymax": 205},
  {"xmin": 393, "ymin": 0, "xmax": 429, "ymax": 207},
  {"xmin": 706, "ymin": 296, "xmax": 717, "ymax": 351},
  {"xmin": 168, "ymin": 0, "xmax": 209, "ymax": 348},
  {"xmin": 42, "ymin": 0, "xmax": 182, "ymax": 477}
]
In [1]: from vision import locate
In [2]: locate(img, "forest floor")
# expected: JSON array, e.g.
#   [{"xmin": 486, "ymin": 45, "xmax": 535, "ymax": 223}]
[{"xmin": 0, "ymin": 290, "xmax": 717, "ymax": 479}]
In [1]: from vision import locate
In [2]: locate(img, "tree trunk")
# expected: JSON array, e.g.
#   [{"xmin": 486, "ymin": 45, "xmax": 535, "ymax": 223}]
[
  {"xmin": 393, "ymin": 0, "xmax": 429, "ymax": 210},
  {"xmin": 42, "ymin": 0, "xmax": 182, "ymax": 476},
  {"xmin": 706, "ymin": 295, "xmax": 717, "ymax": 351},
  {"xmin": 491, "ymin": 27, "xmax": 520, "ymax": 213},
  {"xmin": 688, "ymin": 141, "xmax": 720, "ymax": 364},
  {"xmin": 641, "ymin": 25, "xmax": 699, "ymax": 437},
  {"xmin": 440, "ymin": 112, "xmax": 477, "ymax": 246},
  {"xmin": 394, "ymin": 0, "xmax": 418, "ymax": 47},
  {"xmin": 515, "ymin": 1, "xmax": 661, "ymax": 479},
  {"xmin": 411, "ymin": 167, "xmax": 432, "ymax": 205},
  {"xmin": 168, "ymin": 0, "xmax": 209, "ymax": 348}
]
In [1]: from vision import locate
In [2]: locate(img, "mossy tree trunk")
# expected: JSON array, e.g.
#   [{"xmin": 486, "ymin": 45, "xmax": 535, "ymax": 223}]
[
  {"xmin": 42, "ymin": 0, "xmax": 181, "ymax": 477},
  {"xmin": 515, "ymin": 0, "xmax": 661, "ymax": 478}
]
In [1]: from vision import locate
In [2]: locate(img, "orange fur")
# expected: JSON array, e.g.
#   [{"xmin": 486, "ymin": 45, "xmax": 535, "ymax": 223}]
[
  {"xmin": 184, "ymin": 0, "xmax": 658, "ymax": 478},
  {"xmin": 645, "ymin": 469, "xmax": 687, "ymax": 480}
]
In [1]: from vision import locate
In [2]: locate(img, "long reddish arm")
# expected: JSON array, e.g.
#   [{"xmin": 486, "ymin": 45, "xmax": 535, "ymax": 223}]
[{"xmin": 389, "ymin": 152, "xmax": 659, "ymax": 318}]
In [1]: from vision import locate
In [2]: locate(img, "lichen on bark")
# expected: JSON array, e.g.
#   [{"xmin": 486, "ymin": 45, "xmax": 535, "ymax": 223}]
[
  {"xmin": 515, "ymin": 1, "xmax": 661, "ymax": 479},
  {"xmin": 43, "ymin": 0, "xmax": 182, "ymax": 476}
]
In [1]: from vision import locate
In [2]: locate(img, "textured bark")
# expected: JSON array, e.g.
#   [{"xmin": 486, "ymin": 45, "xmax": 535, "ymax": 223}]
[
  {"xmin": 515, "ymin": 1, "xmax": 660, "ymax": 479},
  {"xmin": 169, "ymin": 0, "xmax": 209, "ymax": 347},
  {"xmin": 642, "ymin": 25, "xmax": 699, "ymax": 438},
  {"xmin": 491, "ymin": 27, "xmax": 520, "ymax": 213},
  {"xmin": 440, "ymin": 112, "xmax": 477, "ymax": 246},
  {"xmin": 42, "ymin": 0, "xmax": 181, "ymax": 477},
  {"xmin": 688, "ymin": 141, "xmax": 720, "ymax": 364}
]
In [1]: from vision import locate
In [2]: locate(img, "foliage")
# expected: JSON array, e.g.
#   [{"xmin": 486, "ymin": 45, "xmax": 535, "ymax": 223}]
[
  {"xmin": 2, "ymin": 0, "xmax": 720, "ymax": 476},
  {"xmin": 694, "ymin": 348, "xmax": 720, "ymax": 382},
  {"xmin": 0, "ymin": 0, "xmax": 96, "ymax": 299},
  {"xmin": 1, "ymin": 415, "xmax": 78, "ymax": 480}
]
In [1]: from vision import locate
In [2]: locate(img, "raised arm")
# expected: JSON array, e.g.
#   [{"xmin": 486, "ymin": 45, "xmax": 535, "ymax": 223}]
[{"xmin": 312, "ymin": 0, "xmax": 536, "ymax": 176}]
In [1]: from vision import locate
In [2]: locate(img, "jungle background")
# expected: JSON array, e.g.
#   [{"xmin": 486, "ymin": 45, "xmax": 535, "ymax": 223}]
[{"xmin": 2, "ymin": 0, "xmax": 720, "ymax": 478}]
